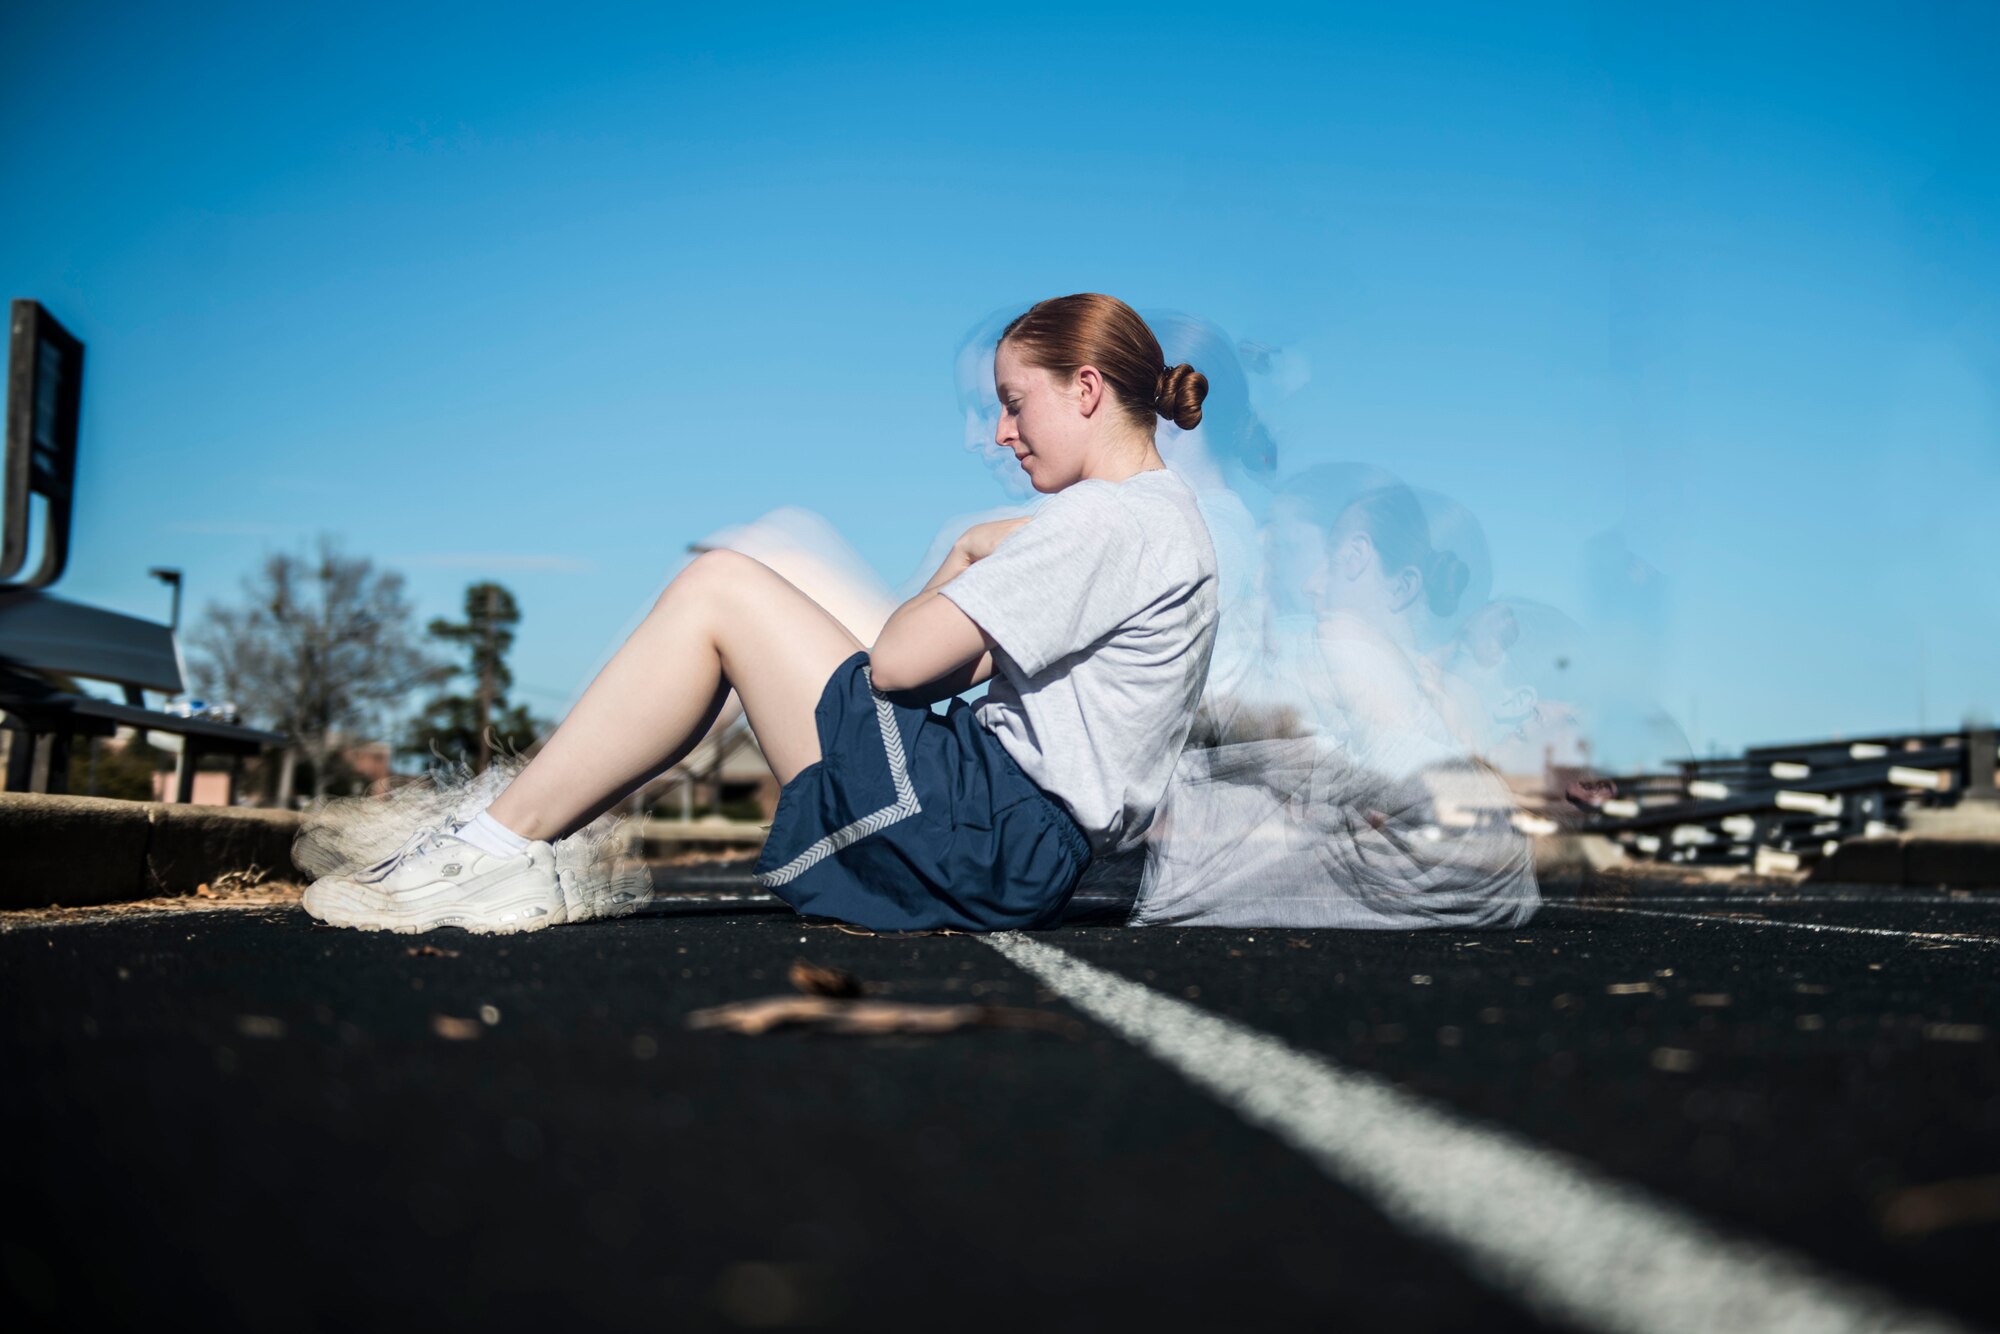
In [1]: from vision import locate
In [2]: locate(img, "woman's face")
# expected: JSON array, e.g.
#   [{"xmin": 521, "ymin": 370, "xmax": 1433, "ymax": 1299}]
[
  {"xmin": 957, "ymin": 341, "xmax": 1003, "ymax": 445},
  {"xmin": 1263, "ymin": 497, "xmax": 1329, "ymax": 617},
  {"xmin": 993, "ymin": 339, "xmax": 1090, "ymax": 494}
]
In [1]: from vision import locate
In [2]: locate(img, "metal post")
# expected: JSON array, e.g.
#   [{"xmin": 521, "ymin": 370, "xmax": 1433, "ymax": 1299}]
[
  {"xmin": 175, "ymin": 742, "xmax": 198, "ymax": 803},
  {"xmin": 27, "ymin": 731, "xmax": 51, "ymax": 793},
  {"xmin": 148, "ymin": 567, "xmax": 183, "ymax": 633},
  {"xmin": 2, "ymin": 724, "xmax": 31, "ymax": 792},
  {"xmin": 45, "ymin": 731, "xmax": 71, "ymax": 794}
]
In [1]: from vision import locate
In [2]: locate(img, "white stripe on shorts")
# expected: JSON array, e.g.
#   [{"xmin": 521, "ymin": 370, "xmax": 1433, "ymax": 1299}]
[{"xmin": 755, "ymin": 665, "xmax": 922, "ymax": 889}]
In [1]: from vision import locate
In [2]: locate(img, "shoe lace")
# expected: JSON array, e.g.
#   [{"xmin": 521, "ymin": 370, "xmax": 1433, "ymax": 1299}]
[{"xmin": 354, "ymin": 821, "xmax": 467, "ymax": 883}]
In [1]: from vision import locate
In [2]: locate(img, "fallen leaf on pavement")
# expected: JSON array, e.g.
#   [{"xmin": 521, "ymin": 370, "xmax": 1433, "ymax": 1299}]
[
  {"xmin": 1881, "ymin": 1174, "xmax": 2000, "ymax": 1240},
  {"xmin": 686, "ymin": 995, "xmax": 1079, "ymax": 1039},
  {"xmin": 789, "ymin": 958, "xmax": 864, "ymax": 998},
  {"xmin": 1650, "ymin": 1047, "xmax": 1699, "ymax": 1073},
  {"xmin": 810, "ymin": 923, "xmax": 968, "ymax": 937}
]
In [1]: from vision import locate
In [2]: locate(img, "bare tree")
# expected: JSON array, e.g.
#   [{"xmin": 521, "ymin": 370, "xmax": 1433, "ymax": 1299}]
[{"xmin": 186, "ymin": 532, "xmax": 447, "ymax": 804}]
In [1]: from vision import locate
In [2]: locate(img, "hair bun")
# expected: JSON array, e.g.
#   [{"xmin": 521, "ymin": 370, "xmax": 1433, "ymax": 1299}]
[
  {"xmin": 1425, "ymin": 549, "xmax": 1470, "ymax": 618},
  {"xmin": 1154, "ymin": 363, "xmax": 1208, "ymax": 432}
]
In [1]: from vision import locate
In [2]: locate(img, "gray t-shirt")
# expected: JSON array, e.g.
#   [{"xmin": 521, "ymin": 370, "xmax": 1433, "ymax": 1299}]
[{"xmin": 939, "ymin": 468, "xmax": 1219, "ymax": 854}]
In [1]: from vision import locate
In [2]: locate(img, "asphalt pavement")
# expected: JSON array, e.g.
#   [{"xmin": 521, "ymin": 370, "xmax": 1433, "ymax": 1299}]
[{"xmin": 2, "ymin": 866, "xmax": 1995, "ymax": 1332}]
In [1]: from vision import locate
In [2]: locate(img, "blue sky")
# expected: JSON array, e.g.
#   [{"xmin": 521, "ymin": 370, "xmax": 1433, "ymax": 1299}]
[{"xmin": 3, "ymin": 0, "xmax": 1994, "ymax": 769}]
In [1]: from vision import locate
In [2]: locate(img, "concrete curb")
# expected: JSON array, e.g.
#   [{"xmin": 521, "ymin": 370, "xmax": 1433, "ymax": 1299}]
[
  {"xmin": 1810, "ymin": 834, "xmax": 2000, "ymax": 890},
  {"xmin": 0, "ymin": 793, "xmax": 301, "ymax": 910},
  {"xmin": 639, "ymin": 816, "xmax": 766, "ymax": 859},
  {"xmin": 1530, "ymin": 833, "xmax": 1626, "ymax": 878}
]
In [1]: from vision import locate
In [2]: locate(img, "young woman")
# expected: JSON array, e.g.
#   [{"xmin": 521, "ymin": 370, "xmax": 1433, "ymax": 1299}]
[{"xmin": 303, "ymin": 293, "xmax": 1220, "ymax": 935}]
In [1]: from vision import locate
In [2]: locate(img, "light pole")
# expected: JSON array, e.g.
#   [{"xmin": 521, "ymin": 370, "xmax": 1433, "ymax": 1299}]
[{"xmin": 148, "ymin": 566, "xmax": 183, "ymax": 632}]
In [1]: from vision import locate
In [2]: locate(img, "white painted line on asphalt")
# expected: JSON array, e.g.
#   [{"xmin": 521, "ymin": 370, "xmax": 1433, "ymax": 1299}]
[
  {"xmin": 1542, "ymin": 902, "xmax": 2000, "ymax": 946},
  {"xmin": 1540, "ymin": 894, "xmax": 2000, "ymax": 909},
  {"xmin": 984, "ymin": 931, "xmax": 1970, "ymax": 1334},
  {"xmin": 652, "ymin": 891, "xmax": 772, "ymax": 901}
]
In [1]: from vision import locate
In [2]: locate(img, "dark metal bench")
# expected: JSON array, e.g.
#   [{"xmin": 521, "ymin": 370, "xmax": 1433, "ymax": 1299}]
[{"xmin": 0, "ymin": 300, "xmax": 287, "ymax": 801}]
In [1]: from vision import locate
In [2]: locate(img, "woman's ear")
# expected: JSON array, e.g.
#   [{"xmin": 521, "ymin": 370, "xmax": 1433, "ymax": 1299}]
[
  {"xmin": 1073, "ymin": 364, "xmax": 1105, "ymax": 418},
  {"xmin": 1384, "ymin": 562, "xmax": 1422, "ymax": 614},
  {"xmin": 1336, "ymin": 531, "xmax": 1371, "ymax": 582}
]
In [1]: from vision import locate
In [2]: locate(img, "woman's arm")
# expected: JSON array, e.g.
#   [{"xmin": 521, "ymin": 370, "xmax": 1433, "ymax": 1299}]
[{"xmin": 867, "ymin": 519, "xmax": 1029, "ymax": 699}]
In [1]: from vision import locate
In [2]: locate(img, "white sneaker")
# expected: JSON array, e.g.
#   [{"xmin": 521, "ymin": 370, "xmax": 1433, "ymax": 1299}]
[
  {"xmin": 556, "ymin": 862, "xmax": 655, "ymax": 923},
  {"xmin": 302, "ymin": 822, "xmax": 567, "ymax": 935}
]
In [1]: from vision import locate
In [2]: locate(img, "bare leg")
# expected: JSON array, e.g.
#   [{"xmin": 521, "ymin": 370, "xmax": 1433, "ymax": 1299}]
[
  {"xmin": 649, "ymin": 531, "xmax": 900, "ymax": 804},
  {"xmin": 484, "ymin": 550, "xmax": 864, "ymax": 842}
]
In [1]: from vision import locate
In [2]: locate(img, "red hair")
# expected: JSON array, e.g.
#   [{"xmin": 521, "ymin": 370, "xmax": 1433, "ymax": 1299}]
[{"xmin": 1001, "ymin": 293, "xmax": 1208, "ymax": 433}]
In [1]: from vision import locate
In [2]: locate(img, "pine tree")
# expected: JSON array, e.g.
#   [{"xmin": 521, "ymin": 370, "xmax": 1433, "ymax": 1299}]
[{"xmin": 402, "ymin": 582, "xmax": 547, "ymax": 772}]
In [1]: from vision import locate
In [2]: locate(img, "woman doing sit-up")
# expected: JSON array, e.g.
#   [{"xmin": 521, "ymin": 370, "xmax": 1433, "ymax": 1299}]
[{"xmin": 303, "ymin": 293, "xmax": 1220, "ymax": 934}]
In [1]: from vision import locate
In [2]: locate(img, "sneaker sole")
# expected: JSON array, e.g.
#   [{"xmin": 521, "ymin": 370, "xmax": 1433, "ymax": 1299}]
[{"xmin": 303, "ymin": 876, "xmax": 568, "ymax": 935}]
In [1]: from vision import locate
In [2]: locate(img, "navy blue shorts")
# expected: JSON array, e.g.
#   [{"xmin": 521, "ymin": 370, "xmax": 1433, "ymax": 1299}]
[{"xmin": 753, "ymin": 651, "xmax": 1093, "ymax": 932}]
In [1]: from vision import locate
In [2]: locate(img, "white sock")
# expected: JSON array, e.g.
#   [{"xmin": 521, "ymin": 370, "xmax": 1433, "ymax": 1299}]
[{"xmin": 454, "ymin": 807, "xmax": 533, "ymax": 858}]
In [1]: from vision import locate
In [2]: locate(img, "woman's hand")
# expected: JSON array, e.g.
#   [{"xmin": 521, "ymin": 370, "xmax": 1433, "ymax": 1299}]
[
  {"xmin": 953, "ymin": 517, "xmax": 1032, "ymax": 564},
  {"xmin": 910, "ymin": 516, "xmax": 1030, "ymax": 601}
]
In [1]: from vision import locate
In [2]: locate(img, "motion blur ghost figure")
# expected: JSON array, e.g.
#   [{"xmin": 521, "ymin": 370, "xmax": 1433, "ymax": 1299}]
[
  {"xmin": 1096, "ymin": 464, "xmax": 1541, "ymax": 930},
  {"xmin": 1577, "ymin": 523, "xmax": 1690, "ymax": 772},
  {"xmin": 921, "ymin": 305, "xmax": 1052, "ymax": 599},
  {"xmin": 1144, "ymin": 310, "xmax": 1280, "ymax": 491},
  {"xmin": 679, "ymin": 506, "xmax": 903, "ymax": 759},
  {"xmin": 1302, "ymin": 483, "xmax": 1480, "ymax": 772},
  {"xmin": 692, "ymin": 507, "xmax": 897, "ymax": 645},
  {"xmin": 1408, "ymin": 486, "xmax": 1494, "ymax": 651},
  {"xmin": 1144, "ymin": 312, "xmax": 1283, "ymax": 748},
  {"xmin": 1430, "ymin": 598, "xmax": 1592, "ymax": 775},
  {"xmin": 955, "ymin": 304, "xmax": 1038, "ymax": 502}
]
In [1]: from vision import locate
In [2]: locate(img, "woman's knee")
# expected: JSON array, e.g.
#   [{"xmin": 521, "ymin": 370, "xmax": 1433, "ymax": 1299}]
[
  {"xmin": 658, "ymin": 548, "xmax": 769, "ymax": 612},
  {"xmin": 655, "ymin": 548, "xmax": 859, "ymax": 664}
]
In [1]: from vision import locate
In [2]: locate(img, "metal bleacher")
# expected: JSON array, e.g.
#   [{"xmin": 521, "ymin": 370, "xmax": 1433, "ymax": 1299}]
[
  {"xmin": 0, "ymin": 299, "xmax": 286, "ymax": 802},
  {"xmin": 1575, "ymin": 725, "xmax": 2000, "ymax": 873}
]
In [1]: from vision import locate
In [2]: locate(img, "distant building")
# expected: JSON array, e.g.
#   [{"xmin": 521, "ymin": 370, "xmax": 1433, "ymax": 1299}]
[
  {"xmin": 649, "ymin": 722, "xmax": 779, "ymax": 820},
  {"xmin": 88, "ymin": 728, "xmax": 395, "ymax": 806}
]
